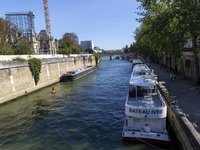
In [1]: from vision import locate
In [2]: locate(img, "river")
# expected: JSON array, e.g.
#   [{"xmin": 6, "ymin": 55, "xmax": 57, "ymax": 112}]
[{"xmin": 0, "ymin": 56, "xmax": 171, "ymax": 150}]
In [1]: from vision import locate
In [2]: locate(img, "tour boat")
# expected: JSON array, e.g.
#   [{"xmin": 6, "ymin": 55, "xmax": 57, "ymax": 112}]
[
  {"xmin": 132, "ymin": 59, "xmax": 143, "ymax": 69},
  {"xmin": 122, "ymin": 64, "xmax": 170, "ymax": 145},
  {"xmin": 132, "ymin": 59, "xmax": 143, "ymax": 65}
]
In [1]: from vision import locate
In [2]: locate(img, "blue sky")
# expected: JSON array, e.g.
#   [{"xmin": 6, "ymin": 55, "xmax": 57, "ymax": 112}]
[{"xmin": 0, "ymin": 0, "xmax": 141, "ymax": 50}]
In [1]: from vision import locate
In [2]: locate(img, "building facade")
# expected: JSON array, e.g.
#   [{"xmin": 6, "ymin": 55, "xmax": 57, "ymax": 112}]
[
  {"xmin": 80, "ymin": 40, "xmax": 94, "ymax": 50},
  {"xmin": 37, "ymin": 30, "xmax": 57, "ymax": 54},
  {"xmin": 94, "ymin": 46, "xmax": 103, "ymax": 53}
]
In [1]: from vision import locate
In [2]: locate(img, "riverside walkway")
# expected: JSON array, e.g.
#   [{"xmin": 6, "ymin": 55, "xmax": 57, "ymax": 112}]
[{"xmin": 150, "ymin": 61, "xmax": 200, "ymax": 133}]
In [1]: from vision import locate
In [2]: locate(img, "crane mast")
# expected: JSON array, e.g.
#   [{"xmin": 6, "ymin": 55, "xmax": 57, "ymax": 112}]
[{"xmin": 43, "ymin": 0, "xmax": 51, "ymax": 37}]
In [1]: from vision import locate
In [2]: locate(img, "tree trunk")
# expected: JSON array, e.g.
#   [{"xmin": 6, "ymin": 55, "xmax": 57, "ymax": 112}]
[
  {"xmin": 194, "ymin": 56, "xmax": 200, "ymax": 84},
  {"xmin": 192, "ymin": 35, "xmax": 200, "ymax": 85},
  {"xmin": 169, "ymin": 56, "xmax": 172, "ymax": 71},
  {"xmin": 174, "ymin": 65, "xmax": 178, "ymax": 74},
  {"xmin": 181, "ymin": 56, "xmax": 185, "ymax": 79}
]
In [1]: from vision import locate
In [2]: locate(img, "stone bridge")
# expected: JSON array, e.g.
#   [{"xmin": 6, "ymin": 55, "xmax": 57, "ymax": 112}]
[{"xmin": 101, "ymin": 52, "xmax": 124, "ymax": 60}]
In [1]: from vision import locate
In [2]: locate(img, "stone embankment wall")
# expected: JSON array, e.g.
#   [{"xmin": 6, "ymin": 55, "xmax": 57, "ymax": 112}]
[
  {"xmin": 158, "ymin": 51, "xmax": 200, "ymax": 80},
  {"xmin": 158, "ymin": 83, "xmax": 200, "ymax": 150},
  {"xmin": 0, "ymin": 56, "xmax": 95, "ymax": 104}
]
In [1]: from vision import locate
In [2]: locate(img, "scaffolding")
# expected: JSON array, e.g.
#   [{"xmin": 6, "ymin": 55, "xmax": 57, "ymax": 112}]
[{"xmin": 5, "ymin": 11, "xmax": 35, "ymax": 41}]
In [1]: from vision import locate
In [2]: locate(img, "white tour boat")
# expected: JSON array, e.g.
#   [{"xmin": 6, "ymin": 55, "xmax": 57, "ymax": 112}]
[
  {"xmin": 122, "ymin": 64, "xmax": 170, "ymax": 145},
  {"xmin": 132, "ymin": 59, "xmax": 143, "ymax": 69},
  {"xmin": 132, "ymin": 59, "xmax": 143, "ymax": 65}
]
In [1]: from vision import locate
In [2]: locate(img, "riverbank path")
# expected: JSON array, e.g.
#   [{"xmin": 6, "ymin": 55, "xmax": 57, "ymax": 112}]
[{"xmin": 150, "ymin": 61, "xmax": 200, "ymax": 133}]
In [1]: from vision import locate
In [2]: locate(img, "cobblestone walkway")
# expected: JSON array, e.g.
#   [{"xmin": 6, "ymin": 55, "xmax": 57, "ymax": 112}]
[{"xmin": 150, "ymin": 61, "xmax": 200, "ymax": 133}]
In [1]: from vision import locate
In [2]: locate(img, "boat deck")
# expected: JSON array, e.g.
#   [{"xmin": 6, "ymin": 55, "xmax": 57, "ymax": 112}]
[
  {"xmin": 60, "ymin": 66, "xmax": 96, "ymax": 82},
  {"xmin": 67, "ymin": 66, "xmax": 94, "ymax": 75},
  {"xmin": 127, "ymin": 93, "xmax": 162, "ymax": 108}
]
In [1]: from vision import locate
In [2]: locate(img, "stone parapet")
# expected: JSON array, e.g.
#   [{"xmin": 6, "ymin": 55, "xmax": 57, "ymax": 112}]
[{"xmin": 158, "ymin": 82, "xmax": 200, "ymax": 150}]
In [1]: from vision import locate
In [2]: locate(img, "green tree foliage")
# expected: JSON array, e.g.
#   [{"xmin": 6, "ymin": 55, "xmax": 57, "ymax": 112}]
[
  {"xmin": 0, "ymin": 18, "xmax": 33, "ymax": 55},
  {"xmin": 0, "ymin": 18, "xmax": 13, "ymax": 55},
  {"xmin": 88, "ymin": 55, "xmax": 93, "ymax": 63},
  {"xmin": 129, "ymin": 43, "xmax": 137, "ymax": 53},
  {"xmin": 62, "ymin": 33, "xmax": 79, "ymax": 46},
  {"xmin": 0, "ymin": 39, "xmax": 13, "ymax": 55},
  {"xmin": 28, "ymin": 58, "xmax": 42, "ymax": 85},
  {"xmin": 13, "ymin": 40, "xmax": 33, "ymax": 55},
  {"xmin": 171, "ymin": 0, "xmax": 200, "ymax": 84},
  {"xmin": 58, "ymin": 33, "xmax": 83, "ymax": 54},
  {"xmin": 0, "ymin": 18, "xmax": 6, "ymax": 39},
  {"xmin": 0, "ymin": 39, "xmax": 33, "ymax": 55},
  {"xmin": 135, "ymin": 0, "xmax": 200, "ymax": 83},
  {"xmin": 71, "ymin": 45, "xmax": 83, "ymax": 54},
  {"xmin": 123, "ymin": 45, "xmax": 130, "ymax": 53},
  {"xmin": 93, "ymin": 53, "xmax": 100, "ymax": 65},
  {"xmin": 58, "ymin": 40, "xmax": 72, "ymax": 55},
  {"xmin": 123, "ymin": 44, "xmax": 137, "ymax": 54},
  {"xmin": 85, "ymin": 48, "xmax": 94, "ymax": 54}
]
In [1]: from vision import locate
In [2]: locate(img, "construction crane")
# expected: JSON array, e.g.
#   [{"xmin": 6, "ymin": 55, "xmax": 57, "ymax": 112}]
[{"xmin": 43, "ymin": 0, "xmax": 51, "ymax": 37}]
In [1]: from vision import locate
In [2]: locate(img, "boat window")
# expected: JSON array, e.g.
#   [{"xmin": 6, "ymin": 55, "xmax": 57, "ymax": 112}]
[
  {"xmin": 129, "ymin": 85, "xmax": 136, "ymax": 97},
  {"xmin": 129, "ymin": 86, "xmax": 157, "ymax": 97},
  {"xmin": 136, "ymin": 86, "xmax": 145, "ymax": 97},
  {"xmin": 135, "ymin": 72, "xmax": 151, "ymax": 75},
  {"xmin": 142, "ymin": 86, "xmax": 148, "ymax": 94},
  {"xmin": 144, "ymin": 86, "xmax": 157, "ymax": 95}
]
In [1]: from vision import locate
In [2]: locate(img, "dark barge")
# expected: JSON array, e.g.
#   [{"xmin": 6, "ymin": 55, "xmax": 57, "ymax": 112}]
[{"xmin": 60, "ymin": 65, "xmax": 96, "ymax": 82}]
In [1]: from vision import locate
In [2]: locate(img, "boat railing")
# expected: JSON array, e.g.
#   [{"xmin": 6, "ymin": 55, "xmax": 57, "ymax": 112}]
[
  {"xmin": 157, "ymin": 90, "xmax": 166, "ymax": 107},
  {"xmin": 66, "ymin": 66, "xmax": 94, "ymax": 75}
]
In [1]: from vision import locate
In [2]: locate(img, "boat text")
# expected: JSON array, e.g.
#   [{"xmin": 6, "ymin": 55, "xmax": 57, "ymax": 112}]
[{"xmin": 129, "ymin": 108, "xmax": 163, "ymax": 114}]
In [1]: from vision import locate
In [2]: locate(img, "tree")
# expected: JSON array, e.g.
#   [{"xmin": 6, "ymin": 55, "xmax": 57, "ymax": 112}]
[
  {"xmin": 0, "ymin": 39, "xmax": 13, "ymax": 55},
  {"xmin": 58, "ymin": 33, "xmax": 83, "ymax": 54},
  {"xmin": 71, "ymin": 45, "xmax": 83, "ymax": 54},
  {"xmin": 85, "ymin": 48, "xmax": 94, "ymax": 54},
  {"xmin": 136, "ymin": 0, "xmax": 200, "ymax": 84},
  {"xmin": 0, "ymin": 18, "xmax": 33, "ymax": 55},
  {"xmin": 58, "ymin": 40, "xmax": 72, "ymax": 55},
  {"xmin": 0, "ymin": 18, "xmax": 13, "ymax": 55},
  {"xmin": 171, "ymin": 0, "xmax": 200, "ymax": 84},
  {"xmin": 129, "ymin": 43, "xmax": 137, "ymax": 53},
  {"xmin": 134, "ymin": 24, "xmax": 153, "ymax": 57},
  {"xmin": 62, "ymin": 33, "xmax": 79, "ymax": 46},
  {"xmin": 0, "ymin": 18, "xmax": 6, "ymax": 39},
  {"xmin": 13, "ymin": 40, "xmax": 33, "ymax": 55},
  {"xmin": 123, "ymin": 45, "xmax": 130, "ymax": 53}
]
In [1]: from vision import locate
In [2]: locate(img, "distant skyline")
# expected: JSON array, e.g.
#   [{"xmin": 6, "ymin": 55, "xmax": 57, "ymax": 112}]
[{"xmin": 0, "ymin": 0, "xmax": 141, "ymax": 50}]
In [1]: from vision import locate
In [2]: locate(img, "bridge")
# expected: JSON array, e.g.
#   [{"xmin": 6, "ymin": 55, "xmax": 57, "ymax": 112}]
[{"xmin": 101, "ymin": 52, "xmax": 124, "ymax": 60}]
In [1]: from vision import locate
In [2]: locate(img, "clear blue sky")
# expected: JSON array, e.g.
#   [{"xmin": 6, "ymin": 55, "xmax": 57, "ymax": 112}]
[{"xmin": 0, "ymin": 0, "xmax": 141, "ymax": 50}]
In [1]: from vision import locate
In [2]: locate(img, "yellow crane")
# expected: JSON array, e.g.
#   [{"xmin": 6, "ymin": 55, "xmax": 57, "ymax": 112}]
[{"xmin": 43, "ymin": 0, "xmax": 51, "ymax": 37}]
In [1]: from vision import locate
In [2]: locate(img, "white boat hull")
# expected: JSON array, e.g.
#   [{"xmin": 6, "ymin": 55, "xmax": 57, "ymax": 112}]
[
  {"xmin": 122, "ymin": 63, "xmax": 170, "ymax": 145},
  {"xmin": 122, "ymin": 127, "xmax": 170, "ymax": 145}
]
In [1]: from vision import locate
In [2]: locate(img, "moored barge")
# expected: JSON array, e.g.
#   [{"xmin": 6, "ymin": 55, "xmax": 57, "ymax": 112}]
[{"xmin": 60, "ymin": 65, "xmax": 96, "ymax": 82}]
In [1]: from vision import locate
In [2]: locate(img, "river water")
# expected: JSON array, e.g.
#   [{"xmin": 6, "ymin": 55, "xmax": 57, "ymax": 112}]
[{"xmin": 0, "ymin": 56, "xmax": 171, "ymax": 150}]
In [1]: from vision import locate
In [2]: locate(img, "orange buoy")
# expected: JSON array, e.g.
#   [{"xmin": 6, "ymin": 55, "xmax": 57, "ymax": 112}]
[{"xmin": 52, "ymin": 87, "xmax": 55, "ymax": 93}]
